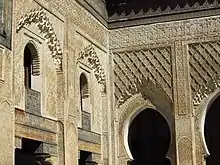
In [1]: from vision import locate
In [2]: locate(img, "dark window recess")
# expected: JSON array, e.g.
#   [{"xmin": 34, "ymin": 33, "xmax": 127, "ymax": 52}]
[
  {"xmin": 79, "ymin": 151, "xmax": 97, "ymax": 165},
  {"xmin": 24, "ymin": 45, "xmax": 32, "ymax": 88},
  {"xmin": 15, "ymin": 138, "xmax": 52, "ymax": 165}
]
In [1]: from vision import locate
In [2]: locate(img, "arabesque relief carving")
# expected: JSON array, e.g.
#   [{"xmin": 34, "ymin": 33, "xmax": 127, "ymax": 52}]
[
  {"xmin": 78, "ymin": 44, "xmax": 106, "ymax": 90},
  {"xmin": 16, "ymin": 8, "xmax": 63, "ymax": 71},
  {"xmin": 189, "ymin": 41, "xmax": 220, "ymax": 106}
]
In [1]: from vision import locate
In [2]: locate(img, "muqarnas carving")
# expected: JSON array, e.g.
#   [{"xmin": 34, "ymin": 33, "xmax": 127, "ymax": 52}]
[
  {"xmin": 116, "ymin": 75, "xmax": 149, "ymax": 107},
  {"xmin": 193, "ymin": 75, "xmax": 220, "ymax": 106},
  {"xmin": 78, "ymin": 44, "xmax": 106, "ymax": 92},
  {"xmin": 16, "ymin": 8, "xmax": 63, "ymax": 71}
]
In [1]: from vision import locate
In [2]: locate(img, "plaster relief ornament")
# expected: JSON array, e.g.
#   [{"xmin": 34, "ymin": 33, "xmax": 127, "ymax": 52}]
[
  {"xmin": 16, "ymin": 8, "xmax": 63, "ymax": 71},
  {"xmin": 117, "ymin": 76, "xmax": 150, "ymax": 107},
  {"xmin": 193, "ymin": 75, "xmax": 220, "ymax": 106},
  {"xmin": 78, "ymin": 44, "xmax": 106, "ymax": 93}
]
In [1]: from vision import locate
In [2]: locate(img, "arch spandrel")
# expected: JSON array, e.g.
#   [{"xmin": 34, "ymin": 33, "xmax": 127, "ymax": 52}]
[
  {"xmin": 117, "ymin": 86, "xmax": 174, "ymax": 164},
  {"xmin": 194, "ymin": 88, "xmax": 220, "ymax": 157}
]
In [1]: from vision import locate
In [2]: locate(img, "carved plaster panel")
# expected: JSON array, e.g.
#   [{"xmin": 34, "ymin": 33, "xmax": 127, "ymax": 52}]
[
  {"xmin": 78, "ymin": 44, "xmax": 106, "ymax": 91},
  {"xmin": 189, "ymin": 41, "xmax": 220, "ymax": 106},
  {"xmin": 114, "ymin": 46, "xmax": 172, "ymax": 107},
  {"xmin": 16, "ymin": 8, "xmax": 63, "ymax": 71},
  {"xmin": 110, "ymin": 16, "xmax": 220, "ymax": 49}
]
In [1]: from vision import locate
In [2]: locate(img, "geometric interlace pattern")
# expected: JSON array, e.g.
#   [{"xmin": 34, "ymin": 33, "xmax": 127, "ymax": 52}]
[
  {"xmin": 114, "ymin": 46, "xmax": 172, "ymax": 102},
  {"xmin": 189, "ymin": 41, "xmax": 220, "ymax": 97}
]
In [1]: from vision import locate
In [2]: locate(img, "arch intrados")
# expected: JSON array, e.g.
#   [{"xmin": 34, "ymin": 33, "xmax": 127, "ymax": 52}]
[
  {"xmin": 123, "ymin": 106, "xmax": 172, "ymax": 160},
  {"xmin": 200, "ymin": 89, "xmax": 220, "ymax": 156},
  {"xmin": 24, "ymin": 41, "xmax": 39, "ymax": 57}
]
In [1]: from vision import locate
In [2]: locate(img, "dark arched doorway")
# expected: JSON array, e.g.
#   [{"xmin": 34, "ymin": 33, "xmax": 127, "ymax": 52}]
[
  {"xmin": 128, "ymin": 108, "xmax": 171, "ymax": 165},
  {"xmin": 205, "ymin": 95, "xmax": 220, "ymax": 164}
]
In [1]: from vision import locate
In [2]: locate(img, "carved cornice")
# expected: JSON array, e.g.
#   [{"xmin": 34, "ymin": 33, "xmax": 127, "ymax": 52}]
[
  {"xmin": 193, "ymin": 75, "xmax": 220, "ymax": 106},
  {"xmin": 109, "ymin": 0, "xmax": 220, "ymax": 21},
  {"xmin": 16, "ymin": 8, "xmax": 63, "ymax": 71},
  {"xmin": 78, "ymin": 44, "xmax": 106, "ymax": 92}
]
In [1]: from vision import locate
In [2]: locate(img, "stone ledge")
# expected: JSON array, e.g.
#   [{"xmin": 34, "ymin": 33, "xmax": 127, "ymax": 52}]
[
  {"xmin": 78, "ymin": 128, "xmax": 101, "ymax": 145},
  {"xmin": 15, "ymin": 108, "xmax": 57, "ymax": 133},
  {"xmin": 15, "ymin": 123, "xmax": 57, "ymax": 145}
]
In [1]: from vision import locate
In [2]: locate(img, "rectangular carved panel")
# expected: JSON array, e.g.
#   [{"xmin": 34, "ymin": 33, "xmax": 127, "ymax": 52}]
[
  {"xmin": 82, "ymin": 110, "xmax": 91, "ymax": 131},
  {"xmin": 25, "ymin": 88, "xmax": 41, "ymax": 115}
]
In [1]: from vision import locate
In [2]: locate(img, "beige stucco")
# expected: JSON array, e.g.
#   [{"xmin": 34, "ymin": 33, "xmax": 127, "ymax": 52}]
[{"xmin": 0, "ymin": 0, "xmax": 220, "ymax": 165}]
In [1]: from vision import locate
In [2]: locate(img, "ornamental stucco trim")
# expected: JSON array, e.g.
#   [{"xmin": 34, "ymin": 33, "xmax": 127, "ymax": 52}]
[
  {"xmin": 78, "ymin": 44, "xmax": 106, "ymax": 92},
  {"xmin": 16, "ymin": 8, "xmax": 63, "ymax": 71},
  {"xmin": 193, "ymin": 75, "xmax": 220, "ymax": 106}
]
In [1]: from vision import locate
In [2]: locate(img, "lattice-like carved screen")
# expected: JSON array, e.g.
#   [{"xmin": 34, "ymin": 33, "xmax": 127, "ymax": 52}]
[
  {"xmin": 189, "ymin": 41, "xmax": 220, "ymax": 98},
  {"xmin": 114, "ymin": 46, "xmax": 172, "ymax": 102}
]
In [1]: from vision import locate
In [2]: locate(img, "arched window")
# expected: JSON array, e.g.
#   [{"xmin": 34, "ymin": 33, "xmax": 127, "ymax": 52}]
[
  {"xmin": 80, "ymin": 73, "xmax": 89, "ymax": 103},
  {"xmin": 24, "ymin": 45, "xmax": 32, "ymax": 88},
  {"xmin": 80, "ymin": 73, "xmax": 91, "ymax": 131},
  {"xmin": 23, "ymin": 43, "xmax": 40, "ymax": 90}
]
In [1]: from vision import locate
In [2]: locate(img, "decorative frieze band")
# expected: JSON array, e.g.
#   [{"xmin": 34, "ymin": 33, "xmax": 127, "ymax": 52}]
[
  {"xmin": 16, "ymin": 8, "xmax": 63, "ymax": 71},
  {"xmin": 109, "ymin": 0, "xmax": 220, "ymax": 21}
]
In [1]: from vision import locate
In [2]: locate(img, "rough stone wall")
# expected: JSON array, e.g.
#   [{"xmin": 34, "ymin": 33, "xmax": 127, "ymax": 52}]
[{"xmin": 110, "ymin": 16, "xmax": 220, "ymax": 165}]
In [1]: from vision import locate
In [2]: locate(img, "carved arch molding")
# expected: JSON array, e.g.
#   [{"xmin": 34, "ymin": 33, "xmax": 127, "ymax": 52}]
[
  {"xmin": 16, "ymin": 8, "xmax": 63, "ymax": 72},
  {"xmin": 78, "ymin": 44, "xmax": 106, "ymax": 92}
]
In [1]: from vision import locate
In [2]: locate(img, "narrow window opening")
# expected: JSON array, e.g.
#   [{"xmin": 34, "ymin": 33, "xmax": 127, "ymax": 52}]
[
  {"xmin": 80, "ymin": 73, "xmax": 91, "ymax": 131},
  {"xmin": 24, "ymin": 46, "xmax": 32, "ymax": 88},
  {"xmin": 23, "ymin": 43, "xmax": 40, "ymax": 91}
]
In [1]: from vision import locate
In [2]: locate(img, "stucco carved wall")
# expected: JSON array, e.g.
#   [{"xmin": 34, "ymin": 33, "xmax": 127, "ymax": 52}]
[{"xmin": 110, "ymin": 14, "xmax": 220, "ymax": 165}]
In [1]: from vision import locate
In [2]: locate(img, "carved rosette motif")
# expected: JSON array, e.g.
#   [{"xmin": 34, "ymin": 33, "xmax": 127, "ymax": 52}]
[
  {"xmin": 189, "ymin": 41, "xmax": 220, "ymax": 107},
  {"xmin": 16, "ymin": 8, "xmax": 63, "ymax": 71},
  {"xmin": 78, "ymin": 44, "xmax": 106, "ymax": 92},
  {"xmin": 114, "ymin": 47, "xmax": 172, "ymax": 107}
]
